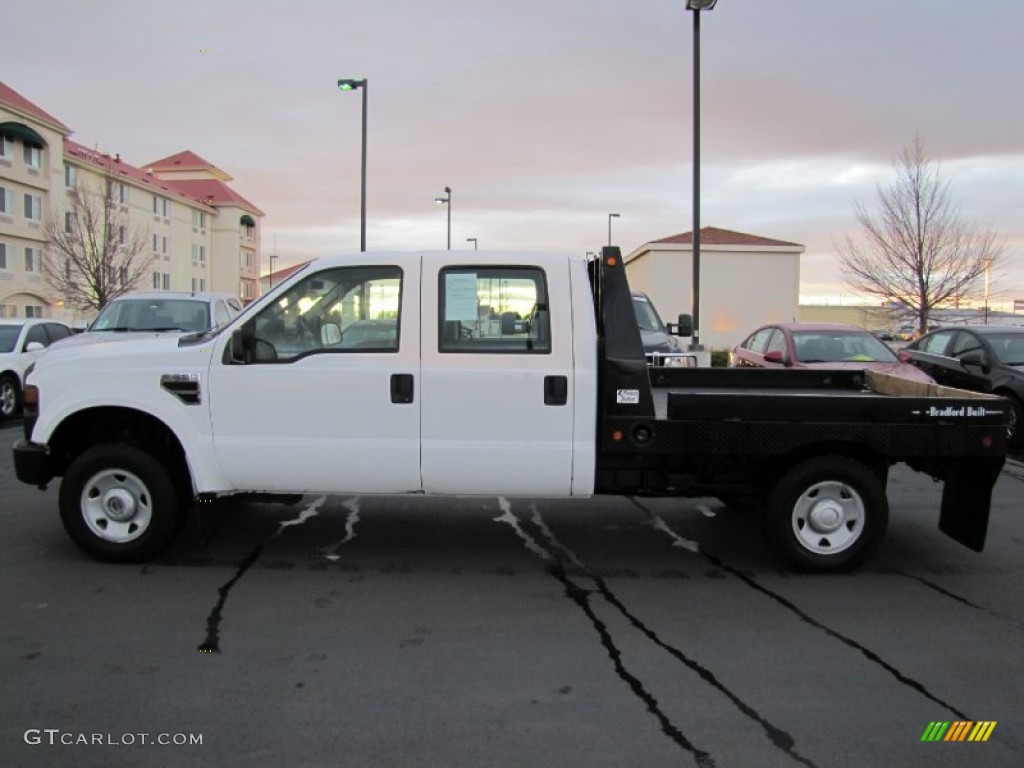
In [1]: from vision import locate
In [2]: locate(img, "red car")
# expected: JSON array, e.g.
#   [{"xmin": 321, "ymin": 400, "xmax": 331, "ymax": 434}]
[{"xmin": 731, "ymin": 322, "xmax": 934, "ymax": 383}]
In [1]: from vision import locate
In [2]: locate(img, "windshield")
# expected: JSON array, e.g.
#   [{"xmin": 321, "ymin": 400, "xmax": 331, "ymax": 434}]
[
  {"xmin": 90, "ymin": 299, "xmax": 212, "ymax": 332},
  {"xmin": 0, "ymin": 325, "xmax": 23, "ymax": 353},
  {"xmin": 793, "ymin": 330, "xmax": 898, "ymax": 363},
  {"xmin": 986, "ymin": 333, "xmax": 1024, "ymax": 365},
  {"xmin": 632, "ymin": 297, "xmax": 665, "ymax": 333}
]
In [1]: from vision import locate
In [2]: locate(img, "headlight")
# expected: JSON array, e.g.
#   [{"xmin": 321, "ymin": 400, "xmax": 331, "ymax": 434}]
[{"xmin": 663, "ymin": 355, "xmax": 696, "ymax": 368}]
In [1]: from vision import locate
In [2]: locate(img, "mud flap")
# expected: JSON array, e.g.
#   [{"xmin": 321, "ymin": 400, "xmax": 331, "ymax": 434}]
[{"xmin": 938, "ymin": 458, "xmax": 1003, "ymax": 551}]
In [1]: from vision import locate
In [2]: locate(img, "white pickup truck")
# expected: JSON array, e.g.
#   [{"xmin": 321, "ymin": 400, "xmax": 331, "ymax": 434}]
[{"xmin": 13, "ymin": 248, "xmax": 1010, "ymax": 571}]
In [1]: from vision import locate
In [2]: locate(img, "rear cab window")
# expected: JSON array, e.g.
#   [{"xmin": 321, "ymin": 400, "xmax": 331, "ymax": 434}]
[{"xmin": 438, "ymin": 267, "xmax": 550, "ymax": 354}]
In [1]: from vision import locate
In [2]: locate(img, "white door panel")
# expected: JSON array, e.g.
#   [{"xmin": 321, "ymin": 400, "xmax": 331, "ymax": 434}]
[
  {"xmin": 420, "ymin": 255, "xmax": 575, "ymax": 495},
  {"xmin": 207, "ymin": 259, "xmax": 420, "ymax": 494}
]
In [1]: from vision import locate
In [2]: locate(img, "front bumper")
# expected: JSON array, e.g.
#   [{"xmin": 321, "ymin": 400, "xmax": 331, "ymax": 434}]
[{"xmin": 13, "ymin": 439, "xmax": 55, "ymax": 488}]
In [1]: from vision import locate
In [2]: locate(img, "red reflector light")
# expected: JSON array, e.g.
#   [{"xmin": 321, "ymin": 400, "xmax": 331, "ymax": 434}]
[
  {"xmin": 982, "ymin": 435, "xmax": 993, "ymax": 449},
  {"xmin": 612, "ymin": 430, "xmax": 624, "ymax": 442}
]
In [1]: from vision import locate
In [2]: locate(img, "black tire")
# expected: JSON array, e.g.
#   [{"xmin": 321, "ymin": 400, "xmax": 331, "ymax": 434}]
[
  {"xmin": 0, "ymin": 373, "xmax": 20, "ymax": 420},
  {"xmin": 765, "ymin": 455, "xmax": 888, "ymax": 572},
  {"xmin": 59, "ymin": 443, "xmax": 185, "ymax": 562},
  {"xmin": 1002, "ymin": 393, "xmax": 1023, "ymax": 449}
]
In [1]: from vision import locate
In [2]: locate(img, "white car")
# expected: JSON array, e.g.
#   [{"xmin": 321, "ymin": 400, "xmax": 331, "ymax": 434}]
[
  {"xmin": 0, "ymin": 318, "xmax": 74, "ymax": 419},
  {"xmin": 85, "ymin": 291, "xmax": 243, "ymax": 334}
]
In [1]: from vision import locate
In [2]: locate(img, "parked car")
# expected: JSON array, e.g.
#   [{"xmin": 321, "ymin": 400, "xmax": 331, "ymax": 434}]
[
  {"xmin": 0, "ymin": 318, "xmax": 74, "ymax": 419},
  {"xmin": 900, "ymin": 325, "xmax": 1024, "ymax": 446},
  {"xmin": 731, "ymin": 322, "xmax": 934, "ymax": 383},
  {"xmin": 86, "ymin": 291, "xmax": 243, "ymax": 334},
  {"xmin": 632, "ymin": 292, "xmax": 694, "ymax": 367}
]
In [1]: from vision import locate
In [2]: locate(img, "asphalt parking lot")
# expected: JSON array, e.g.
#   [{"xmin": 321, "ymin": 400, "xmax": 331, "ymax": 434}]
[{"xmin": 1, "ymin": 419, "xmax": 1022, "ymax": 768}]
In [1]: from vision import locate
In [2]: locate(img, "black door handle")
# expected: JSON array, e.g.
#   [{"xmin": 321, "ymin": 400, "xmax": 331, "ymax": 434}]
[
  {"xmin": 544, "ymin": 375, "xmax": 568, "ymax": 406},
  {"xmin": 390, "ymin": 373, "xmax": 414, "ymax": 404}
]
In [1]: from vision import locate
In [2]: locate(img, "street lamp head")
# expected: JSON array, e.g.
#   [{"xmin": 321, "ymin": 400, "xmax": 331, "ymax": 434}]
[
  {"xmin": 686, "ymin": 0, "xmax": 717, "ymax": 10},
  {"xmin": 609, "ymin": 212, "xmax": 620, "ymax": 219},
  {"xmin": 435, "ymin": 186, "xmax": 451, "ymax": 204},
  {"xmin": 337, "ymin": 78, "xmax": 367, "ymax": 91}
]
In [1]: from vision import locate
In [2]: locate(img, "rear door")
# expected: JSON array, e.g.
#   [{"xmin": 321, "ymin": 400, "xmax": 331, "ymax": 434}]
[{"xmin": 419, "ymin": 254, "xmax": 576, "ymax": 495}]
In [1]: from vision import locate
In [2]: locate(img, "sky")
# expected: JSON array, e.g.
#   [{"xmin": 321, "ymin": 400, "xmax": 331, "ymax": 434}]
[{"xmin": 4, "ymin": 0, "xmax": 1023, "ymax": 306}]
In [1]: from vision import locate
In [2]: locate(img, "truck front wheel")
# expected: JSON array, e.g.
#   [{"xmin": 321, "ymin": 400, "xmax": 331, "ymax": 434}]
[
  {"xmin": 765, "ymin": 456, "xmax": 888, "ymax": 572},
  {"xmin": 59, "ymin": 444, "xmax": 184, "ymax": 562}
]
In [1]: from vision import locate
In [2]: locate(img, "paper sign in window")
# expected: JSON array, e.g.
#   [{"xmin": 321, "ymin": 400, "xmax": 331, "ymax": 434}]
[{"xmin": 445, "ymin": 273, "xmax": 479, "ymax": 322}]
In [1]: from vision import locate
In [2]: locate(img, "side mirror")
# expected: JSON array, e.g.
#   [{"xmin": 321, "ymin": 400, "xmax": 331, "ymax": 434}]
[
  {"xmin": 960, "ymin": 350, "xmax": 989, "ymax": 372},
  {"xmin": 321, "ymin": 323, "xmax": 342, "ymax": 345},
  {"xmin": 230, "ymin": 328, "xmax": 247, "ymax": 364},
  {"xmin": 24, "ymin": 341, "xmax": 45, "ymax": 353},
  {"xmin": 897, "ymin": 350, "xmax": 912, "ymax": 363},
  {"xmin": 668, "ymin": 314, "xmax": 693, "ymax": 337},
  {"xmin": 764, "ymin": 349, "xmax": 789, "ymax": 366}
]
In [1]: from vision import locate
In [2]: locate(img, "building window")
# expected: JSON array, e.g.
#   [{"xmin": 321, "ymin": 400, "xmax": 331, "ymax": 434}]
[
  {"xmin": 65, "ymin": 164, "xmax": 76, "ymax": 188},
  {"xmin": 192, "ymin": 210, "xmax": 206, "ymax": 229},
  {"xmin": 153, "ymin": 234, "xmax": 158, "ymax": 252},
  {"xmin": 119, "ymin": 226, "xmax": 126, "ymax": 245},
  {"xmin": 66, "ymin": 211, "xmax": 75, "ymax": 234},
  {"xmin": 152, "ymin": 271, "xmax": 160, "ymax": 289},
  {"xmin": 0, "ymin": 304, "xmax": 14, "ymax": 318},
  {"xmin": 162, "ymin": 236, "xmax": 168, "ymax": 253},
  {"xmin": 25, "ymin": 247, "xmax": 38, "ymax": 272},
  {"xmin": 65, "ymin": 259, "xmax": 72, "ymax": 279},
  {"xmin": 23, "ymin": 145, "xmax": 41, "ymax": 169},
  {"xmin": 162, "ymin": 273, "xmax": 170, "ymax": 290},
  {"xmin": 163, "ymin": 198, "xmax": 170, "ymax": 217},
  {"xmin": 0, "ymin": 186, "xmax": 11, "ymax": 214},
  {"xmin": 25, "ymin": 305, "xmax": 43, "ymax": 319},
  {"xmin": 0, "ymin": 136, "xmax": 11, "ymax": 159},
  {"xmin": 0, "ymin": 242, "xmax": 7, "ymax": 269},
  {"xmin": 152, "ymin": 195, "xmax": 159, "ymax": 214},
  {"xmin": 23, "ymin": 194, "xmax": 42, "ymax": 221},
  {"xmin": 119, "ymin": 183, "xmax": 129, "ymax": 204}
]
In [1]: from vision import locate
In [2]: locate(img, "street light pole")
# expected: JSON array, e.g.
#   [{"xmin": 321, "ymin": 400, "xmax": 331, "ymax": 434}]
[
  {"xmin": 467, "ymin": 237, "xmax": 478, "ymax": 250},
  {"xmin": 435, "ymin": 186, "xmax": 451, "ymax": 249},
  {"xmin": 608, "ymin": 212, "xmax": 620, "ymax": 247},
  {"xmin": 686, "ymin": 0, "xmax": 717, "ymax": 351},
  {"xmin": 337, "ymin": 78, "xmax": 368, "ymax": 251}
]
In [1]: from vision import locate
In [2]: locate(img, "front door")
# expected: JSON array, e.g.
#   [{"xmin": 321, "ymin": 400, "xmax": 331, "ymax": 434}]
[{"xmin": 207, "ymin": 257, "xmax": 421, "ymax": 493}]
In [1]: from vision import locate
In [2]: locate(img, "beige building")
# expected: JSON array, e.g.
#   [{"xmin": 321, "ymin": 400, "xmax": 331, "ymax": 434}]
[
  {"xmin": 625, "ymin": 227, "xmax": 805, "ymax": 352},
  {"xmin": 0, "ymin": 81, "xmax": 262, "ymax": 323}
]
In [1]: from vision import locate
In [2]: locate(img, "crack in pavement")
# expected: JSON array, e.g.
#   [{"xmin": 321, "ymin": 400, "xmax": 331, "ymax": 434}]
[
  {"xmin": 633, "ymin": 498, "xmax": 970, "ymax": 721},
  {"xmin": 197, "ymin": 496, "xmax": 328, "ymax": 654},
  {"xmin": 529, "ymin": 508, "xmax": 817, "ymax": 768},
  {"xmin": 321, "ymin": 497, "xmax": 362, "ymax": 561},
  {"xmin": 493, "ymin": 499, "xmax": 714, "ymax": 767},
  {"xmin": 888, "ymin": 567, "xmax": 1024, "ymax": 633}
]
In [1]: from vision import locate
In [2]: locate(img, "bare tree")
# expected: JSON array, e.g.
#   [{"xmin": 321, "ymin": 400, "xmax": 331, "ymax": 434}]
[
  {"xmin": 43, "ymin": 178, "xmax": 153, "ymax": 312},
  {"xmin": 837, "ymin": 135, "xmax": 1003, "ymax": 334}
]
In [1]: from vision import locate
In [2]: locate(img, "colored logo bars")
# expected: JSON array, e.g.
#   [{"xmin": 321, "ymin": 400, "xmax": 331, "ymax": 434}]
[{"xmin": 921, "ymin": 721, "xmax": 997, "ymax": 742}]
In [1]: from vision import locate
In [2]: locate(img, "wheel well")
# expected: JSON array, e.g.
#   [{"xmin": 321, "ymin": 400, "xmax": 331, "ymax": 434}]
[
  {"xmin": 0, "ymin": 368, "xmax": 19, "ymax": 384},
  {"xmin": 48, "ymin": 407, "xmax": 191, "ymax": 492},
  {"xmin": 773, "ymin": 442, "xmax": 888, "ymax": 484}
]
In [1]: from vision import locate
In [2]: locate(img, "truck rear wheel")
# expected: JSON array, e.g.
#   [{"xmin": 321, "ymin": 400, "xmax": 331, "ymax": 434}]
[
  {"xmin": 59, "ymin": 444, "xmax": 184, "ymax": 562},
  {"xmin": 765, "ymin": 456, "xmax": 888, "ymax": 572}
]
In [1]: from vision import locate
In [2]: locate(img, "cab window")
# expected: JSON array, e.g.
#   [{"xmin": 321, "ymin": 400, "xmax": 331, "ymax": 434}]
[
  {"xmin": 438, "ymin": 267, "xmax": 550, "ymax": 354},
  {"xmin": 242, "ymin": 266, "xmax": 402, "ymax": 362}
]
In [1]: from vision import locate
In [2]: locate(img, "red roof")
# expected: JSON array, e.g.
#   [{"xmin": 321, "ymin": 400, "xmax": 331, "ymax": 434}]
[
  {"xmin": 264, "ymin": 260, "xmax": 312, "ymax": 282},
  {"xmin": 653, "ymin": 227, "xmax": 802, "ymax": 248},
  {"xmin": 0, "ymin": 80, "xmax": 70, "ymax": 133},
  {"xmin": 64, "ymin": 140, "xmax": 262, "ymax": 215},
  {"xmin": 165, "ymin": 178, "xmax": 263, "ymax": 216},
  {"xmin": 144, "ymin": 150, "xmax": 222, "ymax": 173},
  {"xmin": 64, "ymin": 139, "xmax": 215, "ymax": 209}
]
